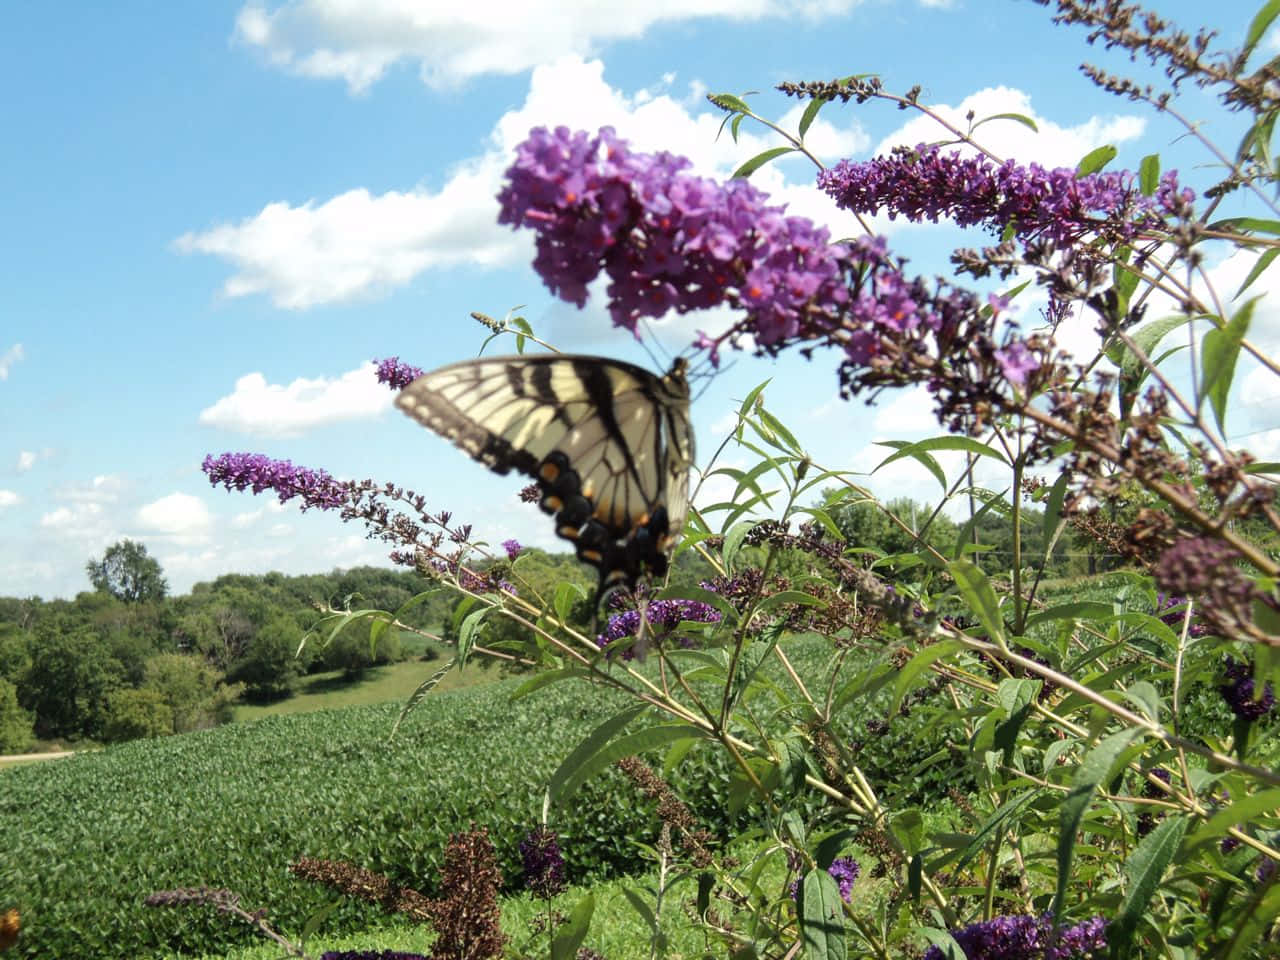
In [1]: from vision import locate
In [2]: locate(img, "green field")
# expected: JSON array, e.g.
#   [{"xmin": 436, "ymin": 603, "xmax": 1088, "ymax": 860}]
[{"xmin": 230, "ymin": 655, "xmax": 501, "ymax": 722}]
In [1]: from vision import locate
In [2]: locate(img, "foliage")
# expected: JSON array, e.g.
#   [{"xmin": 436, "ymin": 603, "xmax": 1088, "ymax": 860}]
[
  {"xmin": 0, "ymin": 673, "xmax": 767, "ymax": 959},
  {"xmin": 0, "ymin": 678, "xmax": 34, "ymax": 753},
  {"xmin": 86, "ymin": 538, "xmax": 169, "ymax": 603},
  {"xmin": 101, "ymin": 688, "xmax": 174, "ymax": 743},
  {"xmin": 174, "ymin": 2, "xmax": 1280, "ymax": 957},
  {"xmin": 230, "ymin": 613, "xmax": 307, "ymax": 701},
  {"xmin": 19, "ymin": 617, "xmax": 124, "ymax": 739},
  {"xmin": 142, "ymin": 652, "xmax": 238, "ymax": 733}
]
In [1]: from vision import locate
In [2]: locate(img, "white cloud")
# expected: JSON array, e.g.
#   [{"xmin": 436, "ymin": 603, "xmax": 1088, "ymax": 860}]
[
  {"xmin": 0, "ymin": 343, "xmax": 23, "ymax": 380},
  {"xmin": 873, "ymin": 86, "xmax": 1145, "ymax": 170},
  {"xmin": 175, "ymin": 161, "xmax": 520, "ymax": 308},
  {"xmin": 137, "ymin": 493, "xmax": 213, "ymax": 537},
  {"xmin": 0, "ymin": 490, "xmax": 19, "ymax": 508},
  {"xmin": 41, "ymin": 502, "xmax": 103, "ymax": 530},
  {"xmin": 199, "ymin": 362, "xmax": 393, "ymax": 436},
  {"xmin": 16, "ymin": 451, "xmax": 36, "ymax": 472},
  {"xmin": 234, "ymin": 0, "xmax": 866, "ymax": 94},
  {"xmin": 178, "ymin": 55, "xmax": 870, "ymax": 310}
]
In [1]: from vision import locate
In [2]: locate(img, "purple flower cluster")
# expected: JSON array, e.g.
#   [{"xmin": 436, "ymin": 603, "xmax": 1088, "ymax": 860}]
[
  {"xmin": 519, "ymin": 825, "xmax": 567, "ymax": 899},
  {"xmin": 789, "ymin": 856, "xmax": 861, "ymax": 904},
  {"xmin": 501, "ymin": 538, "xmax": 523, "ymax": 560},
  {"xmin": 373, "ymin": 356, "xmax": 424, "ymax": 390},
  {"xmin": 320, "ymin": 953, "xmax": 428, "ymax": 960},
  {"xmin": 1153, "ymin": 593, "xmax": 1208, "ymax": 638},
  {"xmin": 922, "ymin": 913, "xmax": 1107, "ymax": 960},
  {"xmin": 203, "ymin": 452, "xmax": 348, "ymax": 512},
  {"xmin": 817, "ymin": 143, "xmax": 1192, "ymax": 247},
  {"xmin": 497, "ymin": 125, "xmax": 850, "ymax": 345},
  {"xmin": 1220, "ymin": 657, "xmax": 1276, "ymax": 720},
  {"xmin": 596, "ymin": 597, "xmax": 722, "ymax": 655}
]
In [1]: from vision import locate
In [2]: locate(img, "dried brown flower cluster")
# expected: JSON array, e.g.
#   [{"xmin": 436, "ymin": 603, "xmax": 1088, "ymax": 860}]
[
  {"xmin": 420, "ymin": 826, "xmax": 507, "ymax": 960},
  {"xmin": 288, "ymin": 857, "xmax": 433, "ymax": 924},
  {"xmin": 616, "ymin": 756, "xmax": 714, "ymax": 868}
]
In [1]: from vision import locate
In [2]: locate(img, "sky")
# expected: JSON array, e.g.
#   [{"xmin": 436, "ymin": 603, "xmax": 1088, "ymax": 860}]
[{"xmin": 2, "ymin": 0, "xmax": 1277, "ymax": 600}]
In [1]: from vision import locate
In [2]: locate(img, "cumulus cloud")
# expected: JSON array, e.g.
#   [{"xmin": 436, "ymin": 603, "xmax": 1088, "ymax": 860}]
[
  {"xmin": 16, "ymin": 451, "xmax": 36, "ymax": 472},
  {"xmin": 178, "ymin": 54, "xmax": 868, "ymax": 310},
  {"xmin": 234, "ymin": 0, "xmax": 866, "ymax": 93},
  {"xmin": 199, "ymin": 362, "xmax": 393, "ymax": 436},
  {"xmin": 0, "ymin": 490, "xmax": 19, "ymax": 508},
  {"xmin": 175, "ymin": 161, "xmax": 520, "ymax": 309},
  {"xmin": 873, "ymin": 86, "xmax": 1145, "ymax": 170},
  {"xmin": 0, "ymin": 343, "xmax": 23, "ymax": 380},
  {"xmin": 137, "ymin": 493, "xmax": 213, "ymax": 537}
]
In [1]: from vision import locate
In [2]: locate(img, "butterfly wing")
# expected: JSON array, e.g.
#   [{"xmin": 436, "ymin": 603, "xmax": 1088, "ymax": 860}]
[{"xmin": 395, "ymin": 355, "xmax": 693, "ymax": 593}]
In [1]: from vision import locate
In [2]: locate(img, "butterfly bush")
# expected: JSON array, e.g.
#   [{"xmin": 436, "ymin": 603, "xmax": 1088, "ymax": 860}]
[
  {"xmin": 817, "ymin": 142, "xmax": 1192, "ymax": 247},
  {"xmin": 188, "ymin": 6, "xmax": 1280, "ymax": 959},
  {"xmin": 921, "ymin": 913, "xmax": 1108, "ymax": 960}
]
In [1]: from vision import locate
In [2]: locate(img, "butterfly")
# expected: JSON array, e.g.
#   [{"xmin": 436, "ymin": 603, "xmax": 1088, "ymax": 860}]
[{"xmin": 395, "ymin": 355, "xmax": 694, "ymax": 604}]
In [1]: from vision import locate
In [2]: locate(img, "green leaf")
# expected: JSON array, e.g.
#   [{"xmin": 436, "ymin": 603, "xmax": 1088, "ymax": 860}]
[
  {"xmin": 457, "ymin": 607, "xmax": 489, "ymax": 667},
  {"xmin": 553, "ymin": 724, "xmax": 708, "ymax": 805},
  {"xmin": 877, "ymin": 435, "xmax": 1008, "ymax": 470},
  {"xmin": 949, "ymin": 789, "xmax": 1041, "ymax": 877},
  {"xmin": 1225, "ymin": 884, "xmax": 1280, "ymax": 960},
  {"xmin": 722, "ymin": 521, "xmax": 757, "ymax": 574},
  {"xmin": 1138, "ymin": 153, "xmax": 1160, "ymax": 195},
  {"xmin": 757, "ymin": 406, "xmax": 803, "ymax": 453},
  {"xmin": 620, "ymin": 886, "xmax": 657, "ymax": 932},
  {"xmin": 1055, "ymin": 728, "xmax": 1142, "ymax": 917},
  {"xmin": 1206, "ymin": 216, "xmax": 1280, "ymax": 235},
  {"xmin": 1042, "ymin": 471, "xmax": 1069, "ymax": 544},
  {"xmin": 972, "ymin": 111, "xmax": 1038, "ymax": 133},
  {"xmin": 551, "ymin": 893, "xmax": 595, "ymax": 960},
  {"xmin": 1187, "ymin": 787, "xmax": 1280, "ymax": 847},
  {"xmin": 1024, "ymin": 601, "xmax": 1116, "ymax": 631},
  {"xmin": 1201, "ymin": 296, "xmax": 1257, "ymax": 433},
  {"xmin": 733, "ymin": 146, "xmax": 796, "ymax": 179},
  {"xmin": 949, "ymin": 560, "xmax": 1005, "ymax": 645},
  {"xmin": 299, "ymin": 898, "xmax": 344, "ymax": 947},
  {"xmin": 1235, "ymin": 246, "xmax": 1280, "ymax": 300},
  {"xmin": 994, "ymin": 678, "xmax": 1041, "ymax": 762},
  {"xmin": 1245, "ymin": 0, "xmax": 1280, "ymax": 63},
  {"xmin": 892, "ymin": 640, "xmax": 962, "ymax": 715},
  {"xmin": 1122, "ymin": 681, "xmax": 1161, "ymax": 723},
  {"xmin": 389, "ymin": 659, "xmax": 455, "ymax": 739},
  {"xmin": 800, "ymin": 868, "xmax": 846, "ymax": 960},
  {"xmin": 919, "ymin": 928, "xmax": 964, "ymax": 960},
  {"xmin": 873, "ymin": 440, "xmax": 947, "ymax": 490},
  {"xmin": 372, "ymin": 589, "xmax": 436, "ymax": 651},
  {"xmin": 1076, "ymin": 144, "xmax": 1117, "ymax": 176},
  {"xmin": 1110, "ymin": 816, "xmax": 1188, "ymax": 956},
  {"xmin": 892, "ymin": 808, "xmax": 924, "ymax": 857},
  {"xmin": 737, "ymin": 379, "xmax": 771, "ymax": 418},
  {"xmin": 548, "ymin": 705, "xmax": 646, "ymax": 805},
  {"xmin": 553, "ymin": 580, "xmax": 586, "ymax": 623},
  {"xmin": 509, "ymin": 666, "xmax": 594, "ymax": 701},
  {"xmin": 798, "ymin": 96, "xmax": 829, "ymax": 139}
]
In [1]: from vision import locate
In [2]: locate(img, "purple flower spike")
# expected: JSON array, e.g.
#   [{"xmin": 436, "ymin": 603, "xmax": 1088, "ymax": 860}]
[
  {"xmin": 501, "ymin": 538, "xmax": 523, "ymax": 560},
  {"xmin": 520, "ymin": 825, "xmax": 567, "ymax": 899},
  {"xmin": 374, "ymin": 356, "xmax": 425, "ymax": 390},
  {"xmin": 921, "ymin": 913, "xmax": 1107, "ymax": 960},
  {"xmin": 1221, "ymin": 657, "xmax": 1276, "ymax": 720},
  {"xmin": 817, "ymin": 143, "xmax": 1189, "ymax": 247},
  {"xmin": 202, "ymin": 452, "xmax": 348, "ymax": 512}
]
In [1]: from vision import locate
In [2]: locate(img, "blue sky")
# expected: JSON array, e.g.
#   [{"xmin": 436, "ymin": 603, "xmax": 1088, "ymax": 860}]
[{"xmin": 2, "ymin": 0, "xmax": 1274, "ymax": 600}]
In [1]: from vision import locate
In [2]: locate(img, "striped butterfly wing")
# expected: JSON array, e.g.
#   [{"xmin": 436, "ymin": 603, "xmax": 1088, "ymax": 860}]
[{"xmin": 395, "ymin": 355, "xmax": 693, "ymax": 595}]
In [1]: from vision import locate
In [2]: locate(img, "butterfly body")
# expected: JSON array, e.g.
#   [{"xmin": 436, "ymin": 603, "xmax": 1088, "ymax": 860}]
[{"xmin": 396, "ymin": 354, "xmax": 693, "ymax": 597}]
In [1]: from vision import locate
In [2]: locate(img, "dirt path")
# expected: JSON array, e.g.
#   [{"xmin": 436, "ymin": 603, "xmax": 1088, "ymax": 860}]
[{"xmin": 0, "ymin": 751, "xmax": 74, "ymax": 764}]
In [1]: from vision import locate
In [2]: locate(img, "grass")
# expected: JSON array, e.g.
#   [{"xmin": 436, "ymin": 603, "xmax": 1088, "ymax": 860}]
[
  {"xmin": 185, "ymin": 835, "xmax": 899, "ymax": 960},
  {"xmin": 231, "ymin": 655, "xmax": 506, "ymax": 722}
]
